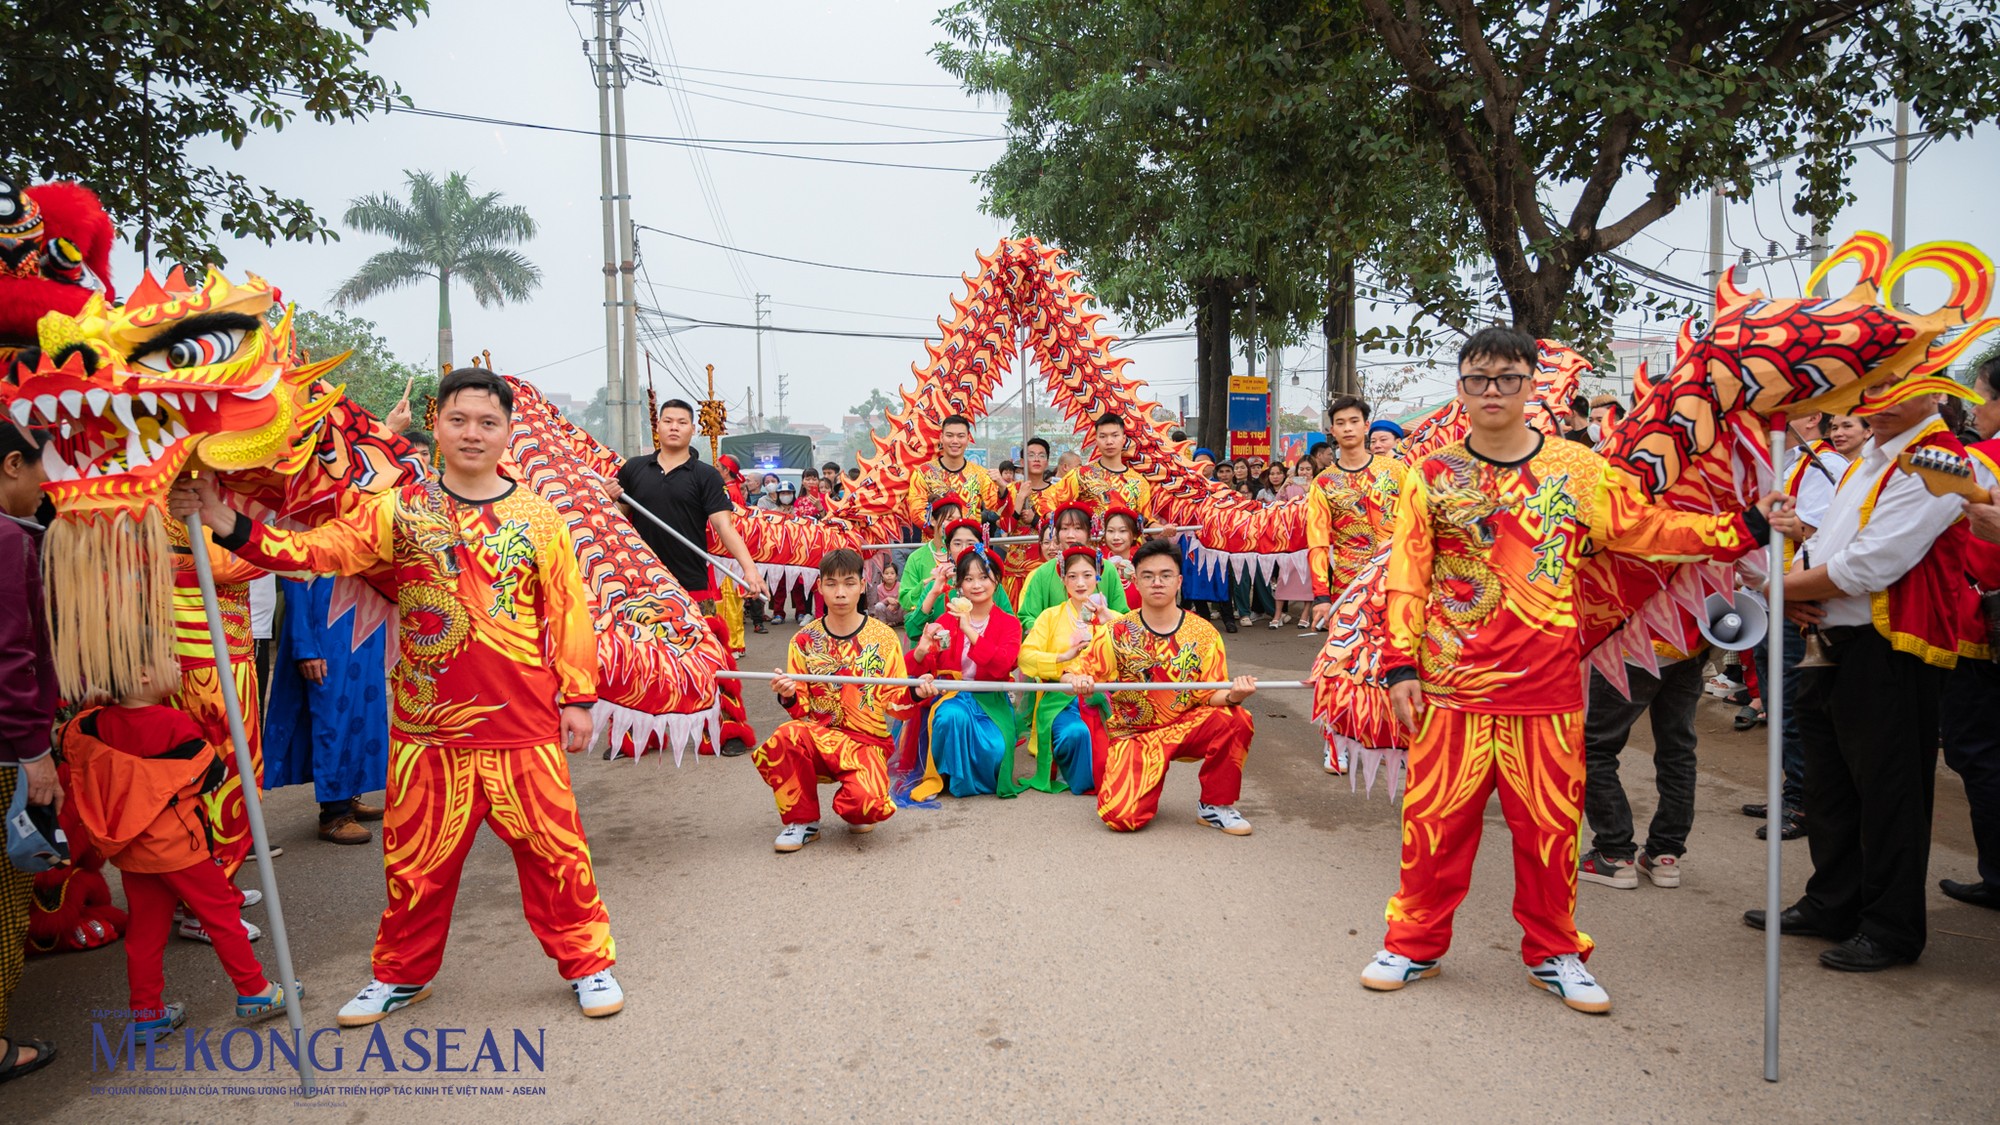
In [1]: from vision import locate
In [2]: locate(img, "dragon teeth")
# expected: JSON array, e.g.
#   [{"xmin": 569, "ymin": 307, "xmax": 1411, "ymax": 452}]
[
  {"xmin": 111, "ymin": 393, "xmax": 137, "ymax": 436},
  {"xmin": 85, "ymin": 387, "xmax": 109, "ymax": 416},
  {"xmin": 8, "ymin": 400, "xmax": 29, "ymax": 426},
  {"xmin": 202, "ymin": 392, "xmax": 219, "ymax": 411},
  {"xmin": 39, "ymin": 442, "xmax": 72, "ymax": 482},
  {"xmin": 160, "ymin": 392, "xmax": 181, "ymax": 411},
  {"xmin": 126, "ymin": 430, "xmax": 150, "ymax": 469},
  {"xmin": 35, "ymin": 394, "xmax": 58, "ymax": 421},
  {"xmin": 167, "ymin": 421, "xmax": 189, "ymax": 441},
  {"xmin": 139, "ymin": 391, "xmax": 158, "ymax": 414},
  {"xmin": 59, "ymin": 389, "xmax": 83, "ymax": 416}
]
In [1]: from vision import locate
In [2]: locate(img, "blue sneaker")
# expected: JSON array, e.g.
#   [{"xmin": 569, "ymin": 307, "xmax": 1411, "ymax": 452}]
[{"xmin": 132, "ymin": 1002, "xmax": 186, "ymax": 1040}]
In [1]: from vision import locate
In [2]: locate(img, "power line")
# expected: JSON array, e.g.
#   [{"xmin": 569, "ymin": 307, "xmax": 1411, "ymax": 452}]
[
  {"xmin": 643, "ymin": 307, "xmax": 1197, "ymax": 347},
  {"xmin": 635, "ymin": 225, "xmax": 964, "ymax": 279},
  {"xmin": 657, "ymin": 72, "xmax": 1006, "ymax": 116},
  {"xmin": 658, "ymin": 61, "xmax": 963, "ymax": 89}
]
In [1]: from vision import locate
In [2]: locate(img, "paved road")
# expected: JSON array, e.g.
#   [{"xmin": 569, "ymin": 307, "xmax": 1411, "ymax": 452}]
[{"xmin": 16, "ymin": 622, "xmax": 1998, "ymax": 1122}]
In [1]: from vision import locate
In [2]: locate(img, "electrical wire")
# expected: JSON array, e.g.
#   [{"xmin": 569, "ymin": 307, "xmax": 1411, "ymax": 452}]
[
  {"xmin": 634, "ymin": 225, "xmax": 963, "ymax": 279},
  {"xmin": 657, "ymin": 61, "xmax": 963, "ymax": 89},
  {"xmin": 656, "ymin": 72, "xmax": 1006, "ymax": 116}
]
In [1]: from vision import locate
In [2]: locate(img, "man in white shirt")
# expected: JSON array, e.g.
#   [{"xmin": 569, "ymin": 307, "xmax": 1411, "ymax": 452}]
[
  {"xmin": 1746, "ymin": 386, "xmax": 1972, "ymax": 971},
  {"xmin": 1745, "ymin": 414, "xmax": 1850, "ymax": 840}
]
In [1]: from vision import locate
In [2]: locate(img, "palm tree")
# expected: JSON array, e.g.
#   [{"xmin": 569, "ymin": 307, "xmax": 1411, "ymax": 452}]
[{"xmin": 332, "ymin": 171, "xmax": 541, "ymax": 371}]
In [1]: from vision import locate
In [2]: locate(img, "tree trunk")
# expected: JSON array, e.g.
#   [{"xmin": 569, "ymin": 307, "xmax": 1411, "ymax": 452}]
[
  {"xmin": 1198, "ymin": 276, "xmax": 1233, "ymax": 455},
  {"xmin": 1323, "ymin": 255, "xmax": 1359, "ymax": 413},
  {"xmin": 437, "ymin": 270, "xmax": 454, "ymax": 373}
]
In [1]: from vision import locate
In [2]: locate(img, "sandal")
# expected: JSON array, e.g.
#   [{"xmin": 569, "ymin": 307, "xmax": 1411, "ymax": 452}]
[
  {"xmin": 0, "ymin": 1036, "xmax": 57, "ymax": 1085},
  {"xmin": 1732, "ymin": 704, "xmax": 1766, "ymax": 731}
]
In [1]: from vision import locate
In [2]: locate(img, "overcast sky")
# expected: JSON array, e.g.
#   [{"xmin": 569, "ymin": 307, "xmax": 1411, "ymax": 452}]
[{"xmin": 103, "ymin": 0, "xmax": 2000, "ymax": 435}]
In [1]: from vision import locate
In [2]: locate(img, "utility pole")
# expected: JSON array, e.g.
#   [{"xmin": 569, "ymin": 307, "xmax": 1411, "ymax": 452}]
[
  {"xmin": 609, "ymin": 1, "xmax": 642, "ymax": 453},
  {"xmin": 1891, "ymin": 99, "xmax": 1910, "ymax": 306},
  {"xmin": 753, "ymin": 293, "xmax": 768, "ymax": 429},
  {"xmin": 1266, "ymin": 344, "xmax": 1282, "ymax": 460},
  {"xmin": 776, "ymin": 372, "xmax": 790, "ymax": 421},
  {"xmin": 591, "ymin": 1, "xmax": 622, "ymax": 450},
  {"xmin": 1707, "ymin": 185, "xmax": 1727, "ymax": 315}
]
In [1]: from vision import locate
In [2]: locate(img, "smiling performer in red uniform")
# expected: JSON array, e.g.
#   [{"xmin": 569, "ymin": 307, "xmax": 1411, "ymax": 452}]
[{"xmin": 171, "ymin": 367, "xmax": 623, "ymax": 1029}]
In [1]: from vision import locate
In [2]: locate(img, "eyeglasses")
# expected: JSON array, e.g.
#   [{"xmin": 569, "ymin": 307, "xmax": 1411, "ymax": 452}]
[
  {"xmin": 1136, "ymin": 570, "xmax": 1178, "ymax": 584},
  {"xmin": 1459, "ymin": 373, "xmax": 1527, "ymax": 396}
]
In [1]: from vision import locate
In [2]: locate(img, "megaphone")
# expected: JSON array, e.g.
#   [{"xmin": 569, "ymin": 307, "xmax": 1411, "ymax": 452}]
[{"xmin": 1698, "ymin": 590, "xmax": 1769, "ymax": 652}]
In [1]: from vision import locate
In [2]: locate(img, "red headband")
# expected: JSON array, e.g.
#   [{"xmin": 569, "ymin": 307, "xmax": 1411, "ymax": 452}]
[
  {"xmin": 941, "ymin": 517, "xmax": 985, "ymax": 546},
  {"xmin": 1060, "ymin": 545, "xmax": 1102, "ymax": 571}
]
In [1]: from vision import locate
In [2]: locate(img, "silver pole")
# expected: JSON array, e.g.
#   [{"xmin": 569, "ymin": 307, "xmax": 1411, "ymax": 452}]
[
  {"xmin": 1764, "ymin": 417, "xmax": 1789, "ymax": 1083},
  {"xmin": 607, "ymin": 479, "xmax": 750, "ymax": 587},
  {"xmin": 184, "ymin": 511, "xmax": 313, "ymax": 1096}
]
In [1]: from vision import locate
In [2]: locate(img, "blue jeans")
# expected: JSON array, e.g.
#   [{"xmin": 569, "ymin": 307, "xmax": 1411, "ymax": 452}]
[{"xmin": 1752, "ymin": 621, "xmax": 1808, "ymax": 811}]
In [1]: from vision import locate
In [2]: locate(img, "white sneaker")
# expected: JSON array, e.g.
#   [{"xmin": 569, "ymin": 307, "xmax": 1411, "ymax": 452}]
[
  {"xmin": 238, "ymin": 887, "xmax": 263, "ymax": 908},
  {"xmin": 774, "ymin": 823, "xmax": 820, "ymax": 852},
  {"xmin": 1323, "ymin": 742, "xmax": 1350, "ymax": 775},
  {"xmin": 177, "ymin": 916, "xmax": 262, "ymax": 944},
  {"xmin": 569, "ymin": 969, "xmax": 624, "ymax": 1017},
  {"xmin": 337, "ymin": 979, "xmax": 433, "ymax": 1028},
  {"xmin": 1360, "ymin": 949, "xmax": 1440, "ymax": 991},
  {"xmin": 1529, "ymin": 954, "xmax": 1612, "ymax": 1014},
  {"xmin": 1196, "ymin": 803, "xmax": 1252, "ymax": 836},
  {"xmin": 1638, "ymin": 851, "xmax": 1682, "ymax": 888}
]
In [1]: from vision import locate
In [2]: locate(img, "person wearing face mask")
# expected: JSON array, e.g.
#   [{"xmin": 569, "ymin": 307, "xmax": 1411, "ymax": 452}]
[{"xmin": 1586, "ymin": 395, "xmax": 1625, "ymax": 446}]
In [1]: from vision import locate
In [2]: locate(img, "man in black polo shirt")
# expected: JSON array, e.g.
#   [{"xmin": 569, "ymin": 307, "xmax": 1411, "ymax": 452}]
[{"xmin": 606, "ymin": 399, "xmax": 767, "ymax": 756}]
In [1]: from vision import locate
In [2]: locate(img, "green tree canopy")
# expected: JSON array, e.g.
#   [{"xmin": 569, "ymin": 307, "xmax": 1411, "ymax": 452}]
[
  {"xmin": 0, "ymin": 1, "xmax": 427, "ymax": 266},
  {"xmin": 1358, "ymin": 0, "xmax": 2000, "ymax": 338},
  {"xmin": 332, "ymin": 170, "xmax": 542, "ymax": 371},
  {"xmin": 285, "ymin": 308, "xmax": 431, "ymax": 423}
]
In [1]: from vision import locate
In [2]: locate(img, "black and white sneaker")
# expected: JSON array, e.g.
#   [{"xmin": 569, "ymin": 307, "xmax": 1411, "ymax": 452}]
[
  {"xmin": 1196, "ymin": 803, "xmax": 1252, "ymax": 836},
  {"xmin": 1360, "ymin": 950, "xmax": 1440, "ymax": 991},
  {"xmin": 774, "ymin": 823, "xmax": 820, "ymax": 853},
  {"xmin": 337, "ymin": 979, "xmax": 433, "ymax": 1027}
]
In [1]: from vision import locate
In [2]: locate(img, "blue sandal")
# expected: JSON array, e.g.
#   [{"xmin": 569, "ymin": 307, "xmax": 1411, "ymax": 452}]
[
  {"xmin": 237, "ymin": 981, "xmax": 304, "ymax": 1021},
  {"xmin": 132, "ymin": 1003, "xmax": 186, "ymax": 1040}
]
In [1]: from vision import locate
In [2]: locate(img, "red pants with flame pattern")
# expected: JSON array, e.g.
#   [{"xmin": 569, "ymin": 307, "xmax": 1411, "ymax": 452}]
[
  {"xmin": 752, "ymin": 721, "xmax": 895, "ymax": 826},
  {"xmin": 1385, "ymin": 707, "xmax": 1593, "ymax": 966},
  {"xmin": 172, "ymin": 661, "xmax": 262, "ymax": 881},
  {"xmin": 372, "ymin": 740, "xmax": 615, "ymax": 985},
  {"xmin": 1096, "ymin": 707, "xmax": 1254, "ymax": 832}
]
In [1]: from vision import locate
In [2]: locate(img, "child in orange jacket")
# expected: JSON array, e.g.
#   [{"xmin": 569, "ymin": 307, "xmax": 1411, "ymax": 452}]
[{"xmin": 61, "ymin": 671, "xmax": 296, "ymax": 1040}]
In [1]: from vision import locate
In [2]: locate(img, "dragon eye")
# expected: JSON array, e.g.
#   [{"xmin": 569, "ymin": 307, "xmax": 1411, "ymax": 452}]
[{"xmin": 133, "ymin": 327, "xmax": 249, "ymax": 372}]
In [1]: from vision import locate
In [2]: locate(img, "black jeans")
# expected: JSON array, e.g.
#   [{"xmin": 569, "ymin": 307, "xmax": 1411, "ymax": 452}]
[
  {"xmin": 1751, "ymin": 620, "xmax": 1809, "ymax": 811},
  {"xmin": 1796, "ymin": 628, "xmax": 1947, "ymax": 960},
  {"xmin": 1940, "ymin": 656, "xmax": 2000, "ymax": 886},
  {"xmin": 1583, "ymin": 657, "xmax": 1702, "ymax": 860}
]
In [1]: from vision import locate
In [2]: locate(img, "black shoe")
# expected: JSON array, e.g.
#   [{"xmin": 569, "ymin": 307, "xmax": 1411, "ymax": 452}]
[
  {"xmin": 1221, "ymin": 617, "xmax": 1238, "ymax": 634},
  {"xmin": 718, "ymin": 738, "xmax": 750, "ymax": 758},
  {"xmin": 1755, "ymin": 809, "xmax": 1806, "ymax": 840},
  {"xmin": 1819, "ymin": 933, "xmax": 1911, "ymax": 972},
  {"xmin": 1940, "ymin": 879, "xmax": 2000, "ymax": 911},
  {"xmin": 1743, "ymin": 906, "xmax": 1848, "ymax": 939},
  {"xmin": 1742, "ymin": 802, "xmax": 1769, "ymax": 819}
]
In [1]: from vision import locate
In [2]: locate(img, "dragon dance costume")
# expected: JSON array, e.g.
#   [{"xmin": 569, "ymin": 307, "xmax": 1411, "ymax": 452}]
[
  {"xmin": 167, "ymin": 522, "xmax": 265, "ymax": 881},
  {"xmin": 1017, "ymin": 600, "xmax": 1111, "ymax": 796},
  {"xmin": 901, "ymin": 605, "xmax": 1022, "ymax": 799},
  {"xmin": 1307, "ymin": 453, "xmax": 1405, "ymax": 770},
  {"xmin": 1380, "ymin": 435, "xmax": 1755, "ymax": 965},
  {"xmin": 1035, "ymin": 461, "xmax": 1154, "ymax": 523},
  {"xmin": 755, "ymin": 616, "xmax": 918, "ymax": 827},
  {"xmin": 212, "ymin": 478, "xmax": 614, "ymax": 987},
  {"xmin": 905, "ymin": 456, "xmax": 1001, "ymax": 527},
  {"xmin": 1079, "ymin": 610, "xmax": 1253, "ymax": 831}
]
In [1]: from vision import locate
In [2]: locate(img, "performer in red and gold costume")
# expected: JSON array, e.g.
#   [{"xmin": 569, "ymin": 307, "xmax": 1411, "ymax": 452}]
[
  {"xmin": 171, "ymin": 368, "xmax": 624, "ymax": 1027},
  {"xmin": 1036, "ymin": 412, "xmax": 1154, "ymax": 520},
  {"xmin": 1306, "ymin": 395, "xmax": 1406, "ymax": 775},
  {"xmin": 1063, "ymin": 538, "xmax": 1257, "ymax": 835},
  {"xmin": 905, "ymin": 413, "xmax": 1001, "ymax": 527},
  {"xmin": 1362, "ymin": 327, "xmax": 1763, "ymax": 1015},
  {"xmin": 756, "ymin": 547, "xmax": 924, "ymax": 852}
]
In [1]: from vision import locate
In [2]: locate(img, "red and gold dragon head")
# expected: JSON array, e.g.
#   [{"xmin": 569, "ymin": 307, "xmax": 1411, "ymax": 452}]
[{"xmin": 0, "ymin": 175, "xmax": 115, "ymax": 359}]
